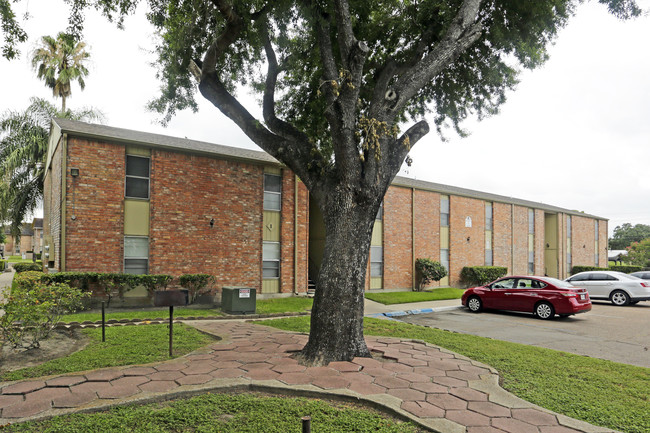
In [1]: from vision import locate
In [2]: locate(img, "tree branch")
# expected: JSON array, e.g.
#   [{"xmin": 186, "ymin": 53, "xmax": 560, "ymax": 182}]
[
  {"xmin": 388, "ymin": 0, "xmax": 484, "ymax": 116},
  {"xmin": 202, "ymin": 0, "xmax": 243, "ymax": 76}
]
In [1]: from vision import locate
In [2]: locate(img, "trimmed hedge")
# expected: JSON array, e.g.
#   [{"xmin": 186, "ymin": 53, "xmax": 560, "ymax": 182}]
[
  {"xmin": 12, "ymin": 263, "xmax": 43, "ymax": 273},
  {"xmin": 460, "ymin": 266, "xmax": 508, "ymax": 287},
  {"xmin": 179, "ymin": 274, "xmax": 216, "ymax": 303},
  {"xmin": 571, "ymin": 265, "xmax": 644, "ymax": 275}
]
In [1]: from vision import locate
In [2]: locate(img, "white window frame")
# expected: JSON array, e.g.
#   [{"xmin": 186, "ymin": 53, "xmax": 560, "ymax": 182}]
[
  {"xmin": 263, "ymin": 173, "xmax": 282, "ymax": 211},
  {"xmin": 124, "ymin": 235, "xmax": 149, "ymax": 275}
]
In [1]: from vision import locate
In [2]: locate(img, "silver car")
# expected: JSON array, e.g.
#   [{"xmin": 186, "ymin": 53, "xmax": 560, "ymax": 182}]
[
  {"xmin": 630, "ymin": 271, "xmax": 650, "ymax": 281},
  {"xmin": 565, "ymin": 271, "xmax": 650, "ymax": 306}
]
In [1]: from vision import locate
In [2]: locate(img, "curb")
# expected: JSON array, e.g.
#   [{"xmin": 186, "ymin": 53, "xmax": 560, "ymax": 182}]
[{"xmin": 368, "ymin": 305, "xmax": 464, "ymax": 320}]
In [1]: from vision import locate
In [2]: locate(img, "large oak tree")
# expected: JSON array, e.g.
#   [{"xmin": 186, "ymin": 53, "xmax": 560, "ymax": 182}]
[{"xmin": 2, "ymin": 0, "xmax": 641, "ymax": 365}]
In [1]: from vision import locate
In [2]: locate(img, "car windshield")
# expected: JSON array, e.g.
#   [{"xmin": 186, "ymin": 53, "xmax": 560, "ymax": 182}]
[{"xmin": 541, "ymin": 277, "xmax": 575, "ymax": 288}]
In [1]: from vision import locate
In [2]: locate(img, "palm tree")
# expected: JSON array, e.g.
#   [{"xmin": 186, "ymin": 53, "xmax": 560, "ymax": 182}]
[
  {"xmin": 0, "ymin": 97, "xmax": 102, "ymax": 238},
  {"xmin": 31, "ymin": 33, "xmax": 90, "ymax": 112}
]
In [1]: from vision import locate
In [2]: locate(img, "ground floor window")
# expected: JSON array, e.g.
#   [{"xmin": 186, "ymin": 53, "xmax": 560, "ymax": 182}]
[
  {"xmin": 263, "ymin": 242, "xmax": 280, "ymax": 278},
  {"xmin": 124, "ymin": 236, "xmax": 148, "ymax": 274},
  {"xmin": 370, "ymin": 246, "xmax": 383, "ymax": 277}
]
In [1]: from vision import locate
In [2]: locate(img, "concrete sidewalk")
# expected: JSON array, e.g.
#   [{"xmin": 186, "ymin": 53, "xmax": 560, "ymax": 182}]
[{"xmin": 0, "ymin": 319, "xmax": 615, "ymax": 432}]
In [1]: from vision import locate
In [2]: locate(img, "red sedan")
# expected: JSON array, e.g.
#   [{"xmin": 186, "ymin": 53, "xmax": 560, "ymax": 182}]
[{"xmin": 461, "ymin": 276, "xmax": 591, "ymax": 320}]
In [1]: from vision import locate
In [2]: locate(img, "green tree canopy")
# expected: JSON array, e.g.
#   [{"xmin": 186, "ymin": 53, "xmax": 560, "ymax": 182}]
[
  {"xmin": 31, "ymin": 32, "xmax": 90, "ymax": 112},
  {"xmin": 0, "ymin": 97, "xmax": 102, "ymax": 238},
  {"xmin": 625, "ymin": 238, "xmax": 650, "ymax": 267},
  {"xmin": 609, "ymin": 223, "xmax": 650, "ymax": 250}
]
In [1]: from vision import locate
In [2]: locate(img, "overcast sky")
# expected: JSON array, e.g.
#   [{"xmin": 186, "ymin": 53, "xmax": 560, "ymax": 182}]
[{"xmin": 2, "ymin": 0, "xmax": 649, "ymax": 237}]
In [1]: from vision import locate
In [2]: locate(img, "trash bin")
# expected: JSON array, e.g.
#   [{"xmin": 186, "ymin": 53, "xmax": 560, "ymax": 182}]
[{"xmin": 221, "ymin": 287, "xmax": 256, "ymax": 314}]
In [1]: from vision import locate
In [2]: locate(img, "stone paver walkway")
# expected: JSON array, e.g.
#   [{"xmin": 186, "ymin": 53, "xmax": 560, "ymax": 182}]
[{"xmin": 0, "ymin": 320, "xmax": 617, "ymax": 432}]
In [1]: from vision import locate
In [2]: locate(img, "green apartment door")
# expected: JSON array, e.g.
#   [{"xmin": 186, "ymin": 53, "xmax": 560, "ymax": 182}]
[{"xmin": 544, "ymin": 213, "xmax": 559, "ymax": 278}]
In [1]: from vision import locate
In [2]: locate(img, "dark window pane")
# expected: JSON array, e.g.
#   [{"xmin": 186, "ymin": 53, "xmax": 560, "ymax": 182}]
[
  {"xmin": 125, "ymin": 258, "xmax": 148, "ymax": 275},
  {"xmin": 264, "ymin": 174, "xmax": 281, "ymax": 193},
  {"xmin": 126, "ymin": 155, "xmax": 150, "ymax": 177},
  {"xmin": 264, "ymin": 192, "xmax": 281, "ymax": 211},
  {"xmin": 441, "ymin": 213, "xmax": 449, "ymax": 227},
  {"xmin": 126, "ymin": 177, "xmax": 149, "ymax": 198},
  {"xmin": 262, "ymin": 261, "xmax": 280, "ymax": 278},
  {"xmin": 370, "ymin": 263, "xmax": 383, "ymax": 277}
]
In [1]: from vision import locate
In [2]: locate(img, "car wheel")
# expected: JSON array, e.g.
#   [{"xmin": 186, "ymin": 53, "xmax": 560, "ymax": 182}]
[
  {"xmin": 610, "ymin": 290, "xmax": 630, "ymax": 306},
  {"xmin": 467, "ymin": 296, "xmax": 482, "ymax": 313},
  {"xmin": 535, "ymin": 301, "xmax": 554, "ymax": 320}
]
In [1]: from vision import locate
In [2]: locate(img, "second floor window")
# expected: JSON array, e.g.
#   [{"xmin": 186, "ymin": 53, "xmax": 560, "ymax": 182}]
[
  {"xmin": 264, "ymin": 173, "xmax": 281, "ymax": 211},
  {"xmin": 126, "ymin": 155, "xmax": 150, "ymax": 199}
]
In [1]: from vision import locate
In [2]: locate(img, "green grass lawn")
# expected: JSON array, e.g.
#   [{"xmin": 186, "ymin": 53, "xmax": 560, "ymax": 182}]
[
  {"xmin": 5, "ymin": 255, "xmax": 42, "ymax": 264},
  {"xmin": 264, "ymin": 316, "xmax": 649, "ymax": 433},
  {"xmin": 365, "ymin": 287, "xmax": 464, "ymax": 305},
  {"xmin": 1, "ymin": 392, "xmax": 423, "ymax": 433},
  {"xmin": 0, "ymin": 324, "xmax": 216, "ymax": 381},
  {"xmin": 58, "ymin": 297, "xmax": 313, "ymax": 322}
]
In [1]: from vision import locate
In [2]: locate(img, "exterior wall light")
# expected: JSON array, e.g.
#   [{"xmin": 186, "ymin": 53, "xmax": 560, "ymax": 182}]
[
  {"xmin": 209, "ymin": 218, "xmax": 214, "ymax": 228},
  {"xmin": 70, "ymin": 168, "xmax": 80, "ymax": 177}
]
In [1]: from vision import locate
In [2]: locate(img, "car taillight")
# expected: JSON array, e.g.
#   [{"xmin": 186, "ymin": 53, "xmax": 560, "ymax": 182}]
[{"xmin": 641, "ymin": 282, "xmax": 650, "ymax": 288}]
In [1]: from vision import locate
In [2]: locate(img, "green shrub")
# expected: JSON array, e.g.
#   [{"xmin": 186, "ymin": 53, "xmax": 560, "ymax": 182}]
[
  {"xmin": 138, "ymin": 274, "xmax": 174, "ymax": 298},
  {"xmin": 570, "ymin": 266, "xmax": 606, "ymax": 274},
  {"xmin": 414, "ymin": 258, "xmax": 447, "ymax": 291},
  {"xmin": 460, "ymin": 266, "xmax": 508, "ymax": 287},
  {"xmin": 179, "ymin": 274, "xmax": 216, "ymax": 303},
  {"xmin": 0, "ymin": 281, "xmax": 89, "ymax": 349},
  {"xmin": 12, "ymin": 262, "xmax": 43, "ymax": 273},
  {"xmin": 608, "ymin": 265, "xmax": 643, "ymax": 273},
  {"xmin": 0, "ymin": 259, "xmax": 6, "ymax": 271},
  {"xmin": 13, "ymin": 271, "xmax": 46, "ymax": 290}
]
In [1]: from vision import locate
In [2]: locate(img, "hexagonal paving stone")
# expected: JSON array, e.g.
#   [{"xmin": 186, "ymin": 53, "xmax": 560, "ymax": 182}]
[
  {"xmin": 347, "ymin": 381, "xmax": 386, "ymax": 395},
  {"xmin": 85, "ymin": 370, "xmax": 124, "ymax": 382},
  {"xmin": 373, "ymin": 376, "xmax": 410, "ymax": 389},
  {"xmin": 351, "ymin": 357, "xmax": 383, "ymax": 369},
  {"xmin": 0, "ymin": 394, "xmax": 23, "ymax": 409},
  {"xmin": 1, "ymin": 399, "xmax": 52, "ymax": 418},
  {"xmin": 359, "ymin": 367, "xmax": 394, "ymax": 377},
  {"xmin": 386, "ymin": 388, "xmax": 426, "ymax": 402},
  {"xmin": 45, "ymin": 376, "xmax": 86, "ymax": 387},
  {"xmin": 244, "ymin": 369, "xmax": 280, "ymax": 381},
  {"xmin": 395, "ymin": 372, "xmax": 431, "ymax": 383},
  {"xmin": 1, "ymin": 381, "xmax": 46, "ymax": 395},
  {"xmin": 181, "ymin": 362, "xmax": 216, "ymax": 375},
  {"xmin": 277, "ymin": 372, "xmax": 313, "ymax": 385},
  {"xmin": 426, "ymin": 393, "xmax": 468, "ymax": 410},
  {"xmin": 311, "ymin": 376, "xmax": 351, "ymax": 390},
  {"xmin": 491, "ymin": 417, "xmax": 540, "ymax": 433},
  {"xmin": 447, "ymin": 370, "xmax": 482, "ymax": 381},
  {"xmin": 271, "ymin": 363, "xmax": 306, "ymax": 373},
  {"xmin": 154, "ymin": 362, "xmax": 187, "ymax": 372},
  {"xmin": 305, "ymin": 367, "xmax": 339, "ymax": 377},
  {"xmin": 412, "ymin": 366, "xmax": 446, "ymax": 377},
  {"xmin": 139, "ymin": 380, "xmax": 179, "ymax": 393},
  {"xmin": 446, "ymin": 409, "xmax": 491, "ymax": 426},
  {"xmin": 213, "ymin": 361, "xmax": 243, "ymax": 369},
  {"xmin": 512, "ymin": 408, "xmax": 560, "ymax": 426},
  {"xmin": 111, "ymin": 376, "xmax": 151, "ymax": 388},
  {"xmin": 396, "ymin": 357, "xmax": 428, "ymax": 367},
  {"xmin": 122, "ymin": 366, "xmax": 158, "ymax": 376},
  {"xmin": 328, "ymin": 361, "xmax": 361, "ymax": 373},
  {"xmin": 52, "ymin": 391, "xmax": 97, "ymax": 408},
  {"xmin": 467, "ymin": 427, "xmax": 509, "ymax": 433},
  {"xmin": 24, "ymin": 387, "xmax": 70, "ymax": 402},
  {"xmin": 468, "ymin": 401, "xmax": 511, "ymax": 417},
  {"xmin": 382, "ymin": 362, "xmax": 414, "ymax": 374},
  {"xmin": 240, "ymin": 362, "xmax": 272, "ymax": 372},
  {"xmin": 176, "ymin": 374, "xmax": 214, "ymax": 386},
  {"xmin": 400, "ymin": 401, "xmax": 445, "ymax": 418},
  {"xmin": 209, "ymin": 368, "xmax": 245, "ymax": 379},
  {"xmin": 97, "ymin": 385, "xmax": 141, "ymax": 399},
  {"xmin": 432, "ymin": 376, "xmax": 467, "ymax": 388},
  {"xmin": 410, "ymin": 381, "xmax": 448, "ymax": 394},
  {"xmin": 150, "ymin": 371, "xmax": 185, "ymax": 381},
  {"xmin": 538, "ymin": 426, "xmax": 583, "ymax": 433},
  {"xmin": 449, "ymin": 387, "xmax": 488, "ymax": 402}
]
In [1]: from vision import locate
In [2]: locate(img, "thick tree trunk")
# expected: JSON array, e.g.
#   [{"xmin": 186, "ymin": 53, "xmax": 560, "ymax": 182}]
[{"xmin": 299, "ymin": 189, "xmax": 379, "ymax": 365}]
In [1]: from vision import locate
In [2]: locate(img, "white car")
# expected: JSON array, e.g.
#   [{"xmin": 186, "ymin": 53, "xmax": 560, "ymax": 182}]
[{"xmin": 565, "ymin": 271, "xmax": 650, "ymax": 306}]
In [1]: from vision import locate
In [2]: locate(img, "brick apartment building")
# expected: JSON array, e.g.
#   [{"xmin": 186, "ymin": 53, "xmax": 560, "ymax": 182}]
[
  {"xmin": 2, "ymin": 219, "xmax": 43, "ymax": 258},
  {"xmin": 43, "ymin": 119, "xmax": 608, "ymax": 297}
]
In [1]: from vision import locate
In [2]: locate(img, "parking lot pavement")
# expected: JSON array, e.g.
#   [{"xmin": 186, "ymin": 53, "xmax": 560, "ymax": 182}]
[{"xmin": 399, "ymin": 301, "xmax": 650, "ymax": 368}]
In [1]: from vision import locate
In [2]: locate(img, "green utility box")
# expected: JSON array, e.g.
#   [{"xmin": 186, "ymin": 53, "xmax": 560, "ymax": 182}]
[{"xmin": 221, "ymin": 287, "xmax": 256, "ymax": 314}]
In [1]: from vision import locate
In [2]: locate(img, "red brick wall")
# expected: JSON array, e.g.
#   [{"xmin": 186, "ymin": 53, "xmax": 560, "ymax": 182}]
[
  {"xmin": 149, "ymin": 150, "xmax": 262, "ymax": 290},
  {"xmin": 449, "ymin": 196, "xmax": 485, "ymax": 287},
  {"xmin": 534, "ymin": 209, "xmax": 545, "ymax": 275},
  {"xmin": 598, "ymin": 219, "xmax": 608, "ymax": 268},
  {"xmin": 414, "ymin": 189, "xmax": 440, "ymax": 288},
  {"xmin": 280, "ymin": 172, "xmax": 310, "ymax": 293},
  {"xmin": 511, "ymin": 206, "xmax": 529, "ymax": 275},
  {"xmin": 65, "ymin": 138, "xmax": 125, "ymax": 272},
  {"xmin": 572, "ymin": 215, "xmax": 596, "ymax": 267},
  {"xmin": 384, "ymin": 186, "xmax": 413, "ymax": 290},
  {"xmin": 493, "ymin": 202, "xmax": 512, "ymax": 272}
]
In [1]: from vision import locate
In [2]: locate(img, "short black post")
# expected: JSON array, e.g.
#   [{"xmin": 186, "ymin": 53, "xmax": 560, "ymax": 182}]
[
  {"xmin": 301, "ymin": 416, "xmax": 311, "ymax": 433},
  {"xmin": 169, "ymin": 305, "xmax": 174, "ymax": 357},
  {"xmin": 101, "ymin": 301, "xmax": 106, "ymax": 342}
]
